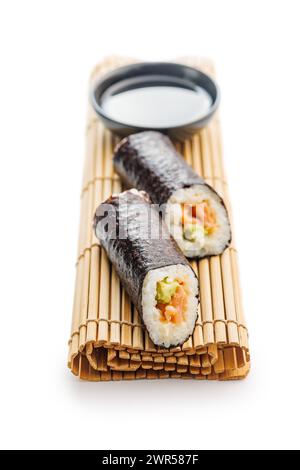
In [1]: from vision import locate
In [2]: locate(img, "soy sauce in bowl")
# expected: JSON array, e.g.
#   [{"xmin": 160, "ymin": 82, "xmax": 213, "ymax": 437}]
[
  {"xmin": 91, "ymin": 63, "xmax": 219, "ymax": 138},
  {"xmin": 102, "ymin": 85, "xmax": 212, "ymax": 128}
]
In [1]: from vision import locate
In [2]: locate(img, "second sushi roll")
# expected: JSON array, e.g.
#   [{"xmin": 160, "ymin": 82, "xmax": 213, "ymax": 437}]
[
  {"xmin": 94, "ymin": 189, "xmax": 199, "ymax": 348},
  {"xmin": 114, "ymin": 131, "xmax": 231, "ymax": 259}
]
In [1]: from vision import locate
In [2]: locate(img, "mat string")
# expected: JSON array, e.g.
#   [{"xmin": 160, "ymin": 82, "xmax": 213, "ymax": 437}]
[
  {"xmin": 81, "ymin": 173, "xmax": 228, "ymax": 196},
  {"xmin": 69, "ymin": 316, "xmax": 248, "ymax": 341},
  {"xmin": 75, "ymin": 244, "xmax": 238, "ymax": 265}
]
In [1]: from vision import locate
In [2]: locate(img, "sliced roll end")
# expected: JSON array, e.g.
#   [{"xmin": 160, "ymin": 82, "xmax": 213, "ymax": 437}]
[
  {"xmin": 165, "ymin": 184, "xmax": 231, "ymax": 259},
  {"xmin": 142, "ymin": 264, "xmax": 198, "ymax": 348}
]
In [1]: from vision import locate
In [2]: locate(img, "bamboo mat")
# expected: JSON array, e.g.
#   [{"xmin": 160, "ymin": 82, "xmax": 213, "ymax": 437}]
[{"xmin": 68, "ymin": 56, "xmax": 250, "ymax": 381}]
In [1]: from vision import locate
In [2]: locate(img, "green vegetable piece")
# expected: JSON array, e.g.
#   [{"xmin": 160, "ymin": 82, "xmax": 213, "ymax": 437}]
[
  {"xmin": 183, "ymin": 223, "xmax": 205, "ymax": 242},
  {"xmin": 156, "ymin": 277, "xmax": 179, "ymax": 304}
]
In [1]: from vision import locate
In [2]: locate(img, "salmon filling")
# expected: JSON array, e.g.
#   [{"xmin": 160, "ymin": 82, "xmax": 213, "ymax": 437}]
[
  {"xmin": 182, "ymin": 201, "xmax": 218, "ymax": 239},
  {"xmin": 156, "ymin": 277, "xmax": 188, "ymax": 324}
]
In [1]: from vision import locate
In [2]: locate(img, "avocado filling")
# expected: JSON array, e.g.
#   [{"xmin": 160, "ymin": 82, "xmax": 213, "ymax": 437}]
[
  {"xmin": 183, "ymin": 223, "xmax": 205, "ymax": 242},
  {"xmin": 156, "ymin": 277, "xmax": 179, "ymax": 304},
  {"xmin": 155, "ymin": 277, "xmax": 187, "ymax": 324}
]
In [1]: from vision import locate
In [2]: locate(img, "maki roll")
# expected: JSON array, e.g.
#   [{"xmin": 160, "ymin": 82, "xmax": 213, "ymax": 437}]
[
  {"xmin": 94, "ymin": 189, "xmax": 199, "ymax": 348},
  {"xmin": 114, "ymin": 131, "xmax": 231, "ymax": 259}
]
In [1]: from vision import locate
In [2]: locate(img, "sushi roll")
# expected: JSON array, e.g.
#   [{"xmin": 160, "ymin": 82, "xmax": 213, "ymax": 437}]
[
  {"xmin": 114, "ymin": 131, "xmax": 231, "ymax": 259},
  {"xmin": 93, "ymin": 189, "xmax": 199, "ymax": 348}
]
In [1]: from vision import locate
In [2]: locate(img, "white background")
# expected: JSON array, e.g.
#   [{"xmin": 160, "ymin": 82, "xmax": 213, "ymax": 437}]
[{"xmin": 0, "ymin": 0, "xmax": 299, "ymax": 451}]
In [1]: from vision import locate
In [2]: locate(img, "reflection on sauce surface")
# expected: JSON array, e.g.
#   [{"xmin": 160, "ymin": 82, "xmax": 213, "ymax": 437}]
[{"xmin": 102, "ymin": 86, "xmax": 212, "ymax": 128}]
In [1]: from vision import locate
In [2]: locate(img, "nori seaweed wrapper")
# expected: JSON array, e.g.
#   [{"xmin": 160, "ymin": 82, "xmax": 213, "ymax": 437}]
[
  {"xmin": 93, "ymin": 189, "xmax": 198, "ymax": 322},
  {"xmin": 114, "ymin": 131, "xmax": 216, "ymax": 205}
]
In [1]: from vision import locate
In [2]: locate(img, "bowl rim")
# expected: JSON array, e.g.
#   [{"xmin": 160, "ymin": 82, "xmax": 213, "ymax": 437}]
[{"xmin": 90, "ymin": 61, "xmax": 220, "ymax": 132}]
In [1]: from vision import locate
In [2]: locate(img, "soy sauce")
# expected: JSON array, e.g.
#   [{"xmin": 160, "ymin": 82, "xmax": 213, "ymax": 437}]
[{"xmin": 101, "ymin": 85, "xmax": 212, "ymax": 128}]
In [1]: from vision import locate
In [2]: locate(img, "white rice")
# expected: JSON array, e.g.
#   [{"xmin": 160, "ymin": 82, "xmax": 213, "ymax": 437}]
[
  {"xmin": 142, "ymin": 264, "xmax": 198, "ymax": 348},
  {"xmin": 164, "ymin": 184, "xmax": 231, "ymax": 258}
]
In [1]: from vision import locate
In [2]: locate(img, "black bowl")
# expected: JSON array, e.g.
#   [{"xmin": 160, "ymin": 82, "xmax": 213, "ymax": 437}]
[{"xmin": 91, "ymin": 62, "xmax": 220, "ymax": 139}]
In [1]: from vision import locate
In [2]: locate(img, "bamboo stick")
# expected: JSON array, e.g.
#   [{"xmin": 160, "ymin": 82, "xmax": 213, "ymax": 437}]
[
  {"xmin": 78, "ymin": 250, "xmax": 90, "ymax": 350},
  {"xmin": 88, "ymin": 363, "xmax": 101, "ymax": 381},
  {"xmin": 194, "ymin": 374, "xmax": 206, "ymax": 381},
  {"xmin": 177, "ymin": 356, "xmax": 189, "ymax": 367},
  {"xmin": 201, "ymin": 125, "xmax": 227, "ymax": 344},
  {"xmin": 201, "ymin": 353, "xmax": 211, "ymax": 369},
  {"xmin": 209, "ymin": 255, "xmax": 227, "ymax": 344},
  {"xmin": 236, "ymin": 347, "xmax": 246, "ymax": 369},
  {"xmin": 195, "ymin": 346, "xmax": 207, "ymax": 355},
  {"xmin": 86, "ymin": 245, "xmax": 100, "ymax": 344},
  {"xmin": 141, "ymin": 361, "xmax": 153, "ymax": 370},
  {"xmin": 84, "ymin": 126, "xmax": 103, "ymax": 345},
  {"xmin": 191, "ymin": 133, "xmax": 203, "ymax": 176},
  {"xmin": 146, "ymin": 370, "xmax": 158, "ymax": 380},
  {"xmin": 208, "ymin": 122, "xmax": 240, "ymax": 346},
  {"xmin": 77, "ymin": 189, "xmax": 88, "ymax": 259},
  {"xmin": 159, "ymin": 371, "xmax": 170, "ymax": 379},
  {"xmin": 110, "ymin": 266, "xmax": 121, "ymax": 343},
  {"xmin": 79, "ymin": 355, "xmax": 90, "ymax": 380},
  {"xmin": 201, "ymin": 366, "xmax": 212, "ymax": 376},
  {"xmin": 213, "ymin": 349, "xmax": 225, "ymax": 374},
  {"xmin": 78, "ymin": 128, "xmax": 96, "ymax": 258},
  {"xmin": 132, "ymin": 308, "xmax": 144, "ymax": 350},
  {"xmin": 112, "ymin": 371, "xmax": 123, "ymax": 381},
  {"xmin": 136, "ymin": 368, "xmax": 147, "ymax": 379},
  {"xmin": 191, "ymin": 261, "xmax": 204, "ymax": 349},
  {"xmin": 207, "ymin": 344, "xmax": 218, "ymax": 365},
  {"xmin": 170, "ymin": 372, "xmax": 181, "ymax": 379},
  {"xmin": 77, "ymin": 196, "xmax": 85, "ymax": 261},
  {"xmin": 69, "ymin": 255, "xmax": 84, "ymax": 360},
  {"xmin": 189, "ymin": 354, "xmax": 201, "ymax": 373},
  {"xmin": 207, "ymin": 373, "xmax": 219, "ymax": 381},
  {"xmin": 165, "ymin": 357, "xmax": 176, "ymax": 371},
  {"xmin": 71, "ymin": 355, "xmax": 80, "ymax": 376},
  {"xmin": 101, "ymin": 370, "xmax": 112, "ymax": 381},
  {"xmin": 96, "ymin": 348, "xmax": 108, "ymax": 372},
  {"xmin": 85, "ymin": 173, "xmax": 103, "ymax": 347},
  {"xmin": 224, "ymin": 347, "xmax": 238, "ymax": 371},
  {"xmin": 108, "ymin": 133, "xmax": 122, "ymax": 345},
  {"xmin": 177, "ymin": 364, "xmax": 188, "ymax": 374},
  {"xmin": 121, "ymin": 290, "xmax": 132, "ymax": 348},
  {"xmin": 78, "ymin": 185, "xmax": 95, "ymax": 350},
  {"xmin": 82, "ymin": 126, "xmax": 96, "ymax": 194},
  {"xmin": 154, "ymin": 355, "xmax": 165, "ymax": 364},
  {"xmin": 198, "ymin": 259, "xmax": 215, "ymax": 345},
  {"xmin": 153, "ymin": 362, "xmax": 164, "ymax": 371},
  {"xmin": 97, "ymin": 130, "xmax": 112, "ymax": 345},
  {"xmin": 230, "ymin": 249, "xmax": 249, "ymax": 351},
  {"xmin": 119, "ymin": 350, "xmax": 130, "ymax": 360},
  {"xmin": 91, "ymin": 180, "xmax": 102, "ymax": 223},
  {"xmin": 144, "ymin": 333, "xmax": 157, "ymax": 353}
]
